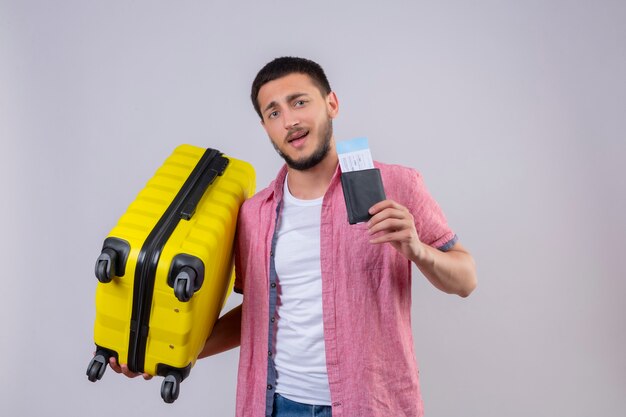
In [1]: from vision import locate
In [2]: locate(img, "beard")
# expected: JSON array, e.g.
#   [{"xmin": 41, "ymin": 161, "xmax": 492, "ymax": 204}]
[{"xmin": 272, "ymin": 117, "xmax": 333, "ymax": 171}]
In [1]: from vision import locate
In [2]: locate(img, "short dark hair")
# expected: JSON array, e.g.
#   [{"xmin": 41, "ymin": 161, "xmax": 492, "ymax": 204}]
[{"xmin": 251, "ymin": 56, "xmax": 332, "ymax": 119}]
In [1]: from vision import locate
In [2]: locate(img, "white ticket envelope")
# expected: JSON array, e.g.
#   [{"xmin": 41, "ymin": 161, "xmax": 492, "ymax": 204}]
[{"xmin": 336, "ymin": 137, "xmax": 375, "ymax": 172}]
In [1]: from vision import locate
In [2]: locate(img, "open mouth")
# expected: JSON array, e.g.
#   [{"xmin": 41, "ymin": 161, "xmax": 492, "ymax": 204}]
[{"xmin": 287, "ymin": 130, "xmax": 309, "ymax": 143}]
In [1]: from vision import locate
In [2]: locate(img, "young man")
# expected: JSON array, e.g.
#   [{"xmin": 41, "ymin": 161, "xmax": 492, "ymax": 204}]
[{"xmin": 112, "ymin": 57, "xmax": 477, "ymax": 417}]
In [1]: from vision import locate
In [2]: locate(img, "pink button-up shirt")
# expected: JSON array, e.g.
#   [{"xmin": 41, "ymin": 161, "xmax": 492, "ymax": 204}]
[{"xmin": 233, "ymin": 162, "xmax": 457, "ymax": 417}]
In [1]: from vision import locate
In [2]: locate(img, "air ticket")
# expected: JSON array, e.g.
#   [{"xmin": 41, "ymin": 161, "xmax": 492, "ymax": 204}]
[{"xmin": 336, "ymin": 137, "xmax": 375, "ymax": 172}]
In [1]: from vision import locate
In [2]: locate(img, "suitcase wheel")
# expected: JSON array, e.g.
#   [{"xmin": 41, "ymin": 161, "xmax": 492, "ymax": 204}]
[
  {"xmin": 173, "ymin": 267, "xmax": 197, "ymax": 302},
  {"xmin": 161, "ymin": 373, "xmax": 182, "ymax": 404},
  {"xmin": 95, "ymin": 259, "xmax": 111, "ymax": 283},
  {"xmin": 95, "ymin": 249, "xmax": 117, "ymax": 283},
  {"xmin": 86, "ymin": 353, "xmax": 108, "ymax": 382},
  {"xmin": 95, "ymin": 238, "xmax": 130, "ymax": 282}
]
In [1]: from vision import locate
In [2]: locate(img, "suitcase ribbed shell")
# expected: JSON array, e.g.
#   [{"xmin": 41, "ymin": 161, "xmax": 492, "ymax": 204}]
[{"xmin": 93, "ymin": 144, "xmax": 255, "ymax": 377}]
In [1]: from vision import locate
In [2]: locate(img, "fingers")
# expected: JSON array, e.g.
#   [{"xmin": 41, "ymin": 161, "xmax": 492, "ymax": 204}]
[
  {"xmin": 368, "ymin": 221, "xmax": 414, "ymax": 244},
  {"xmin": 368, "ymin": 216, "xmax": 408, "ymax": 235},
  {"xmin": 109, "ymin": 357, "xmax": 123, "ymax": 374},
  {"xmin": 108, "ymin": 357, "xmax": 152, "ymax": 380},
  {"xmin": 367, "ymin": 199, "xmax": 424, "ymax": 261},
  {"xmin": 368, "ymin": 199, "xmax": 404, "ymax": 216},
  {"xmin": 368, "ymin": 200, "xmax": 411, "ymax": 226},
  {"xmin": 109, "ymin": 357, "xmax": 138, "ymax": 378},
  {"xmin": 367, "ymin": 200, "xmax": 419, "ymax": 249},
  {"xmin": 367, "ymin": 201, "xmax": 413, "ymax": 235}
]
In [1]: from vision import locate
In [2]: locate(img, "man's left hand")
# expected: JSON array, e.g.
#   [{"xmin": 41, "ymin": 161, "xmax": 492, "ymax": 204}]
[{"xmin": 367, "ymin": 199, "xmax": 424, "ymax": 263}]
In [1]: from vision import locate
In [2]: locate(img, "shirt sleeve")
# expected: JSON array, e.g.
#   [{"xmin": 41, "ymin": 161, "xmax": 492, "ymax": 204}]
[{"xmin": 406, "ymin": 169, "xmax": 458, "ymax": 251}]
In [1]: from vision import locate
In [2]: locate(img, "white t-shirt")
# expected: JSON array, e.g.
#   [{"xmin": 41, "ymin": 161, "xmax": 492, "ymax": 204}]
[{"xmin": 273, "ymin": 177, "xmax": 331, "ymax": 405}]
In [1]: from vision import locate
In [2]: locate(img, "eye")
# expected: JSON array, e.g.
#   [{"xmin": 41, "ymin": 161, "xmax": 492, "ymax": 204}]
[
  {"xmin": 294, "ymin": 100, "xmax": 306, "ymax": 107},
  {"xmin": 267, "ymin": 110, "xmax": 279, "ymax": 119}
]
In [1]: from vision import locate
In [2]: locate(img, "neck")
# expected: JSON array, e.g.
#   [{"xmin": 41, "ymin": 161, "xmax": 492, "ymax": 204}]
[{"xmin": 286, "ymin": 149, "xmax": 338, "ymax": 200}]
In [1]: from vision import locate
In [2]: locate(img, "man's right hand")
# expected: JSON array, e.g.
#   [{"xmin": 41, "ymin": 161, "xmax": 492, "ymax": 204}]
[{"xmin": 109, "ymin": 357, "xmax": 153, "ymax": 380}]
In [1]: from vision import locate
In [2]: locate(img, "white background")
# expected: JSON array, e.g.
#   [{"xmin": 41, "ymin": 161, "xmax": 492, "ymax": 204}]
[{"xmin": 1, "ymin": 1, "xmax": 624, "ymax": 416}]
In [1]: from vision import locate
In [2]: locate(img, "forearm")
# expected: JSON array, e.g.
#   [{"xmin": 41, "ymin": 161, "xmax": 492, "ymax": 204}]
[
  {"xmin": 412, "ymin": 242, "xmax": 477, "ymax": 297},
  {"xmin": 198, "ymin": 304, "xmax": 242, "ymax": 359},
  {"xmin": 366, "ymin": 200, "xmax": 477, "ymax": 297}
]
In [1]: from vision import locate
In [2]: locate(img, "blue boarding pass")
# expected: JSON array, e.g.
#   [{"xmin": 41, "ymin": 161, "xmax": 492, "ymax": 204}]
[{"xmin": 336, "ymin": 137, "xmax": 375, "ymax": 172}]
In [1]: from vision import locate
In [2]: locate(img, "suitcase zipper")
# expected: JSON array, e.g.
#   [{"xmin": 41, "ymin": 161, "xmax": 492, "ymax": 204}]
[{"xmin": 128, "ymin": 148, "xmax": 229, "ymax": 373}]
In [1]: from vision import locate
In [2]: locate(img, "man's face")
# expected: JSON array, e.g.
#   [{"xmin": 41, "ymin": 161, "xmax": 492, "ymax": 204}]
[{"xmin": 257, "ymin": 73, "xmax": 339, "ymax": 171}]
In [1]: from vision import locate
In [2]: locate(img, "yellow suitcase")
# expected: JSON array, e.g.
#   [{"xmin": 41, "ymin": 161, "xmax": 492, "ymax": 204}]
[{"xmin": 86, "ymin": 145, "xmax": 255, "ymax": 403}]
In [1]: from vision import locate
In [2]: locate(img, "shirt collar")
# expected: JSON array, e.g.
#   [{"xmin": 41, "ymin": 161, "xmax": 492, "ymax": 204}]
[{"xmin": 268, "ymin": 162, "xmax": 343, "ymax": 203}]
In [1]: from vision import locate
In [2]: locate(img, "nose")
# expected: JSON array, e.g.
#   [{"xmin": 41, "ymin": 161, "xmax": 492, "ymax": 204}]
[{"xmin": 281, "ymin": 108, "xmax": 299, "ymax": 130}]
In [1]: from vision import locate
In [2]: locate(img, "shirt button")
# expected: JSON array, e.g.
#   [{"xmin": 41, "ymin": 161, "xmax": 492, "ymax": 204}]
[
  {"xmin": 271, "ymin": 282, "xmax": 276, "ymax": 288},
  {"xmin": 271, "ymin": 317, "xmax": 275, "ymax": 323},
  {"xmin": 270, "ymin": 250, "xmax": 274, "ymax": 256},
  {"xmin": 268, "ymin": 351, "xmax": 272, "ymax": 357},
  {"xmin": 267, "ymin": 384, "xmax": 273, "ymax": 390}
]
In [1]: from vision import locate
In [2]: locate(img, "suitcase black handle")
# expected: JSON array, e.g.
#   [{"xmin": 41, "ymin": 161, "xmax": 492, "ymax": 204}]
[{"xmin": 180, "ymin": 154, "xmax": 229, "ymax": 221}]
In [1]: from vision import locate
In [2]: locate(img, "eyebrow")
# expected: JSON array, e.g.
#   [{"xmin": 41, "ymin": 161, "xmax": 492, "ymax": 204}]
[{"xmin": 262, "ymin": 92, "xmax": 310, "ymax": 114}]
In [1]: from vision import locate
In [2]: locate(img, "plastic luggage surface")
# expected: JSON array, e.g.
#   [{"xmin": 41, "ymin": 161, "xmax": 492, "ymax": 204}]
[{"xmin": 87, "ymin": 145, "xmax": 255, "ymax": 403}]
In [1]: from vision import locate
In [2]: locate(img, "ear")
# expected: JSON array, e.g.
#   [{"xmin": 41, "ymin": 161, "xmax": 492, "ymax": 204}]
[{"xmin": 326, "ymin": 91, "xmax": 339, "ymax": 119}]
